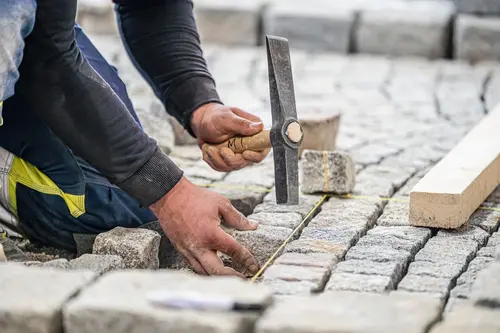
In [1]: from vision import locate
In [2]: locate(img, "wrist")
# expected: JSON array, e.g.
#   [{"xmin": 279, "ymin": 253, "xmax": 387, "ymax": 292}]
[{"xmin": 149, "ymin": 176, "xmax": 192, "ymax": 217}]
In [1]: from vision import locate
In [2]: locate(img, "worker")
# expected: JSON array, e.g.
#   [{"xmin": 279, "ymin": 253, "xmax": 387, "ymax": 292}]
[{"xmin": 0, "ymin": 0, "xmax": 270, "ymax": 277}]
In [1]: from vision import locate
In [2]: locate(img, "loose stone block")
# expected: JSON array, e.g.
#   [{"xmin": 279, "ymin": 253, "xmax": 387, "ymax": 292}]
[
  {"xmin": 273, "ymin": 252, "xmax": 337, "ymax": 269},
  {"xmin": 356, "ymin": 231, "xmax": 424, "ymax": 256},
  {"xmin": 256, "ymin": 291, "xmax": 443, "ymax": 333},
  {"xmin": 263, "ymin": 1, "xmax": 354, "ymax": 52},
  {"xmin": 334, "ymin": 259, "xmax": 403, "ymax": 281},
  {"xmin": 284, "ymin": 239, "xmax": 349, "ymax": 259},
  {"xmin": 436, "ymin": 225, "xmax": 489, "ymax": 246},
  {"xmin": 455, "ymin": 15, "xmax": 500, "ymax": 62},
  {"xmin": 377, "ymin": 201, "xmax": 410, "ymax": 227},
  {"xmin": 209, "ymin": 184, "xmax": 266, "ymax": 216},
  {"xmin": 469, "ymin": 261, "xmax": 500, "ymax": 308},
  {"xmin": 450, "ymin": 0, "xmax": 500, "ymax": 15},
  {"xmin": 65, "ymin": 270, "xmax": 272, "ymax": 333},
  {"xmin": 326, "ymin": 273, "xmax": 394, "ymax": 293},
  {"xmin": 407, "ymin": 261, "xmax": 465, "ymax": 279},
  {"xmin": 0, "ymin": 263, "xmax": 95, "ymax": 333},
  {"xmin": 263, "ymin": 265, "xmax": 330, "ymax": 293},
  {"xmin": 357, "ymin": 1, "xmax": 455, "ymax": 59},
  {"xmin": 247, "ymin": 212, "xmax": 303, "ymax": 230},
  {"xmin": 414, "ymin": 237, "xmax": 479, "ymax": 266},
  {"xmin": 194, "ymin": 0, "xmax": 261, "ymax": 46},
  {"xmin": 298, "ymin": 113, "xmax": 341, "ymax": 156},
  {"xmin": 232, "ymin": 225, "xmax": 292, "ymax": 268},
  {"xmin": 397, "ymin": 274, "xmax": 453, "ymax": 297},
  {"xmin": 301, "ymin": 150, "xmax": 356, "ymax": 195},
  {"xmin": 430, "ymin": 304, "xmax": 500, "ymax": 333},
  {"xmin": 70, "ymin": 254, "xmax": 124, "ymax": 274},
  {"xmin": 93, "ymin": 227, "xmax": 161, "ymax": 269}
]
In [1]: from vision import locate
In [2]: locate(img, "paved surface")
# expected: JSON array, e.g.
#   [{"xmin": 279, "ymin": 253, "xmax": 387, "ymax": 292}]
[
  {"xmin": 85, "ymin": 32, "xmax": 500, "ymax": 306},
  {"xmin": 5, "ymin": 33, "xmax": 500, "ymax": 332}
]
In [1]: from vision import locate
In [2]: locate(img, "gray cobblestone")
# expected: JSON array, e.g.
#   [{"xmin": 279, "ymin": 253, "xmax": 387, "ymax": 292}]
[
  {"xmin": 70, "ymin": 254, "xmax": 124, "ymax": 274},
  {"xmin": 301, "ymin": 150, "xmax": 356, "ymax": 195},
  {"xmin": 253, "ymin": 198, "xmax": 321, "ymax": 219},
  {"xmin": 431, "ymin": 304, "xmax": 500, "ymax": 332},
  {"xmin": 261, "ymin": 279, "xmax": 318, "ymax": 296},
  {"xmin": 354, "ymin": 165, "xmax": 412, "ymax": 198},
  {"xmin": 436, "ymin": 225, "xmax": 489, "ymax": 246},
  {"xmin": 263, "ymin": 1, "xmax": 354, "ymax": 52},
  {"xmin": 0, "ymin": 263, "xmax": 95, "ymax": 333},
  {"xmin": 470, "ymin": 262, "xmax": 500, "ymax": 308},
  {"xmin": 450, "ymin": 0, "xmax": 500, "ymax": 15},
  {"xmin": 455, "ymin": 15, "xmax": 500, "ymax": 62},
  {"xmin": 300, "ymin": 226, "xmax": 361, "ymax": 247},
  {"xmin": 247, "ymin": 212, "xmax": 303, "ymax": 230},
  {"xmin": 232, "ymin": 225, "xmax": 292, "ymax": 268},
  {"xmin": 486, "ymin": 231, "xmax": 500, "ymax": 247},
  {"xmin": 414, "ymin": 237, "xmax": 479, "ymax": 266},
  {"xmin": 397, "ymin": 274, "xmax": 453, "ymax": 298},
  {"xmin": 326, "ymin": 273, "xmax": 394, "ymax": 293},
  {"xmin": 345, "ymin": 244, "xmax": 412, "ymax": 270},
  {"xmin": 407, "ymin": 261, "xmax": 465, "ymax": 279},
  {"xmin": 273, "ymin": 252, "xmax": 337, "ymax": 269},
  {"xmin": 256, "ymin": 291, "xmax": 443, "ymax": 333},
  {"xmin": 334, "ymin": 259, "xmax": 403, "ymax": 281},
  {"xmin": 284, "ymin": 239, "xmax": 349, "ymax": 259},
  {"xmin": 469, "ymin": 208, "xmax": 500, "ymax": 234},
  {"xmin": 444, "ymin": 297, "xmax": 470, "ymax": 315},
  {"xmin": 263, "ymin": 264, "xmax": 330, "ymax": 293},
  {"xmin": 357, "ymin": 1, "xmax": 455, "ymax": 59},
  {"xmin": 477, "ymin": 246, "xmax": 496, "ymax": 258},
  {"xmin": 367, "ymin": 226, "xmax": 432, "ymax": 248},
  {"xmin": 457, "ymin": 256, "xmax": 494, "ymax": 286}
]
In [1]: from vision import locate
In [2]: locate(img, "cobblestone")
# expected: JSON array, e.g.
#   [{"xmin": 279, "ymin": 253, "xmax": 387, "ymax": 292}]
[
  {"xmin": 377, "ymin": 201, "xmax": 410, "ymax": 226},
  {"xmin": 455, "ymin": 15, "xmax": 500, "ymax": 62},
  {"xmin": 263, "ymin": 264, "xmax": 330, "ymax": 293},
  {"xmin": 397, "ymin": 274, "xmax": 453, "ymax": 298},
  {"xmin": 256, "ymin": 291, "xmax": 443, "ymax": 333},
  {"xmin": 334, "ymin": 259, "xmax": 403, "ymax": 281},
  {"xmin": 247, "ymin": 212, "xmax": 303, "ymax": 230},
  {"xmin": 469, "ymin": 261, "xmax": 500, "ymax": 308},
  {"xmin": 273, "ymin": 252, "xmax": 338, "ymax": 269},
  {"xmin": 326, "ymin": 273, "xmax": 394, "ymax": 293}
]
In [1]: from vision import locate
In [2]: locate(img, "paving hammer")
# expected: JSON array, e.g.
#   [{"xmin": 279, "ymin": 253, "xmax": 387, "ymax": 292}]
[{"xmin": 202, "ymin": 36, "xmax": 303, "ymax": 205}]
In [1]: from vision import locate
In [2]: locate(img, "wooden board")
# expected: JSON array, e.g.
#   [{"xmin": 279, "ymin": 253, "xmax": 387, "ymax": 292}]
[{"xmin": 409, "ymin": 105, "xmax": 500, "ymax": 229}]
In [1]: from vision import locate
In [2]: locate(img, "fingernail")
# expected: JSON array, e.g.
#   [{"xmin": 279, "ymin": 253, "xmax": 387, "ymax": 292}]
[
  {"xmin": 249, "ymin": 264, "xmax": 259, "ymax": 274},
  {"xmin": 249, "ymin": 220, "xmax": 259, "ymax": 228},
  {"xmin": 249, "ymin": 122, "xmax": 262, "ymax": 128}
]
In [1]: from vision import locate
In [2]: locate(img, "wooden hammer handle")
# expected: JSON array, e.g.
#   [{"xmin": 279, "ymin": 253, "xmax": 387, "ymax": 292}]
[{"xmin": 202, "ymin": 130, "xmax": 271, "ymax": 154}]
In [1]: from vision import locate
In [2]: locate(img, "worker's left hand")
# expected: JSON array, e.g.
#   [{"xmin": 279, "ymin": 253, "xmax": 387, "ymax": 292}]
[{"xmin": 190, "ymin": 103, "xmax": 270, "ymax": 172}]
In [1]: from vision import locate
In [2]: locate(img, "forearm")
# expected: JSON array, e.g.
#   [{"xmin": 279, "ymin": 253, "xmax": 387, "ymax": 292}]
[
  {"xmin": 16, "ymin": 0, "xmax": 182, "ymax": 206},
  {"xmin": 114, "ymin": 0, "xmax": 221, "ymax": 135}
]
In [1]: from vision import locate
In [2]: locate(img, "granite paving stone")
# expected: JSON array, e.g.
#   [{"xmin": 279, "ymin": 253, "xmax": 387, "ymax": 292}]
[
  {"xmin": 70, "ymin": 254, "xmax": 124, "ymax": 274},
  {"xmin": 261, "ymin": 279, "xmax": 319, "ymax": 296},
  {"xmin": 232, "ymin": 225, "xmax": 293, "ymax": 269},
  {"xmin": 486, "ymin": 231, "xmax": 500, "ymax": 247},
  {"xmin": 334, "ymin": 259, "xmax": 403, "ymax": 281},
  {"xmin": 431, "ymin": 304, "xmax": 500, "ymax": 333},
  {"xmin": 353, "ymin": 165, "xmax": 412, "ymax": 198},
  {"xmin": 93, "ymin": 227, "xmax": 161, "ymax": 269},
  {"xmin": 300, "ymin": 227, "xmax": 361, "ymax": 247},
  {"xmin": 436, "ymin": 225, "xmax": 489, "ymax": 246},
  {"xmin": 355, "ymin": 232, "xmax": 422, "ymax": 256},
  {"xmin": 469, "ymin": 261, "xmax": 500, "ymax": 308},
  {"xmin": 247, "ymin": 212, "xmax": 303, "ymax": 230},
  {"xmin": 413, "ymin": 237, "xmax": 479, "ymax": 266},
  {"xmin": 407, "ymin": 261, "xmax": 465, "ymax": 280},
  {"xmin": 256, "ymin": 291, "xmax": 443, "ymax": 333},
  {"xmin": 356, "ymin": 1, "xmax": 455, "ymax": 59},
  {"xmin": 457, "ymin": 256, "xmax": 494, "ymax": 286},
  {"xmin": 263, "ymin": 1, "xmax": 355, "ymax": 52},
  {"xmin": 345, "ymin": 244, "xmax": 412, "ymax": 269},
  {"xmin": 469, "ymin": 208, "xmax": 500, "ymax": 234},
  {"xmin": 65, "ymin": 270, "xmax": 271, "ymax": 333},
  {"xmin": 377, "ymin": 201, "xmax": 410, "ymax": 227},
  {"xmin": 263, "ymin": 264, "xmax": 330, "ymax": 293},
  {"xmin": 301, "ymin": 150, "xmax": 356, "ymax": 195},
  {"xmin": 273, "ymin": 252, "xmax": 337, "ymax": 269},
  {"xmin": 450, "ymin": 0, "xmax": 500, "ymax": 14},
  {"xmin": 326, "ymin": 273, "xmax": 394, "ymax": 293},
  {"xmin": 42, "ymin": 258, "xmax": 71, "ymax": 270},
  {"xmin": 0, "ymin": 263, "xmax": 96, "ymax": 333},
  {"xmin": 284, "ymin": 239, "xmax": 349, "ymax": 259},
  {"xmin": 397, "ymin": 274, "xmax": 454, "ymax": 298},
  {"xmin": 477, "ymin": 246, "xmax": 496, "ymax": 258},
  {"xmin": 455, "ymin": 15, "xmax": 500, "ymax": 62},
  {"xmin": 443, "ymin": 297, "xmax": 470, "ymax": 315}
]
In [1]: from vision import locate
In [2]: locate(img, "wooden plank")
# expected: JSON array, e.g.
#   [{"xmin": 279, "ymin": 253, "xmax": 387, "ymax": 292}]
[{"xmin": 409, "ymin": 105, "xmax": 500, "ymax": 229}]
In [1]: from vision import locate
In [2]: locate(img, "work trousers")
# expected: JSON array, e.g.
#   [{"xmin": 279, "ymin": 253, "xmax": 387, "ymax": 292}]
[{"xmin": 0, "ymin": 25, "xmax": 157, "ymax": 250}]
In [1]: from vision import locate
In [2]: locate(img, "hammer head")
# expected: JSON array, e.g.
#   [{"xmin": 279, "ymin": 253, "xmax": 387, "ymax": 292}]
[{"xmin": 266, "ymin": 35, "xmax": 303, "ymax": 205}]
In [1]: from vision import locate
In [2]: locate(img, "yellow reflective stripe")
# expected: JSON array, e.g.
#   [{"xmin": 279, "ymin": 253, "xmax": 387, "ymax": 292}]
[{"xmin": 7, "ymin": 156, "xmax": 85, "ymax": 218}]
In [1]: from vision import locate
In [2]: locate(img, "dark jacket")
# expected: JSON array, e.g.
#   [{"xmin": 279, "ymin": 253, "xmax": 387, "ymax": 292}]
[{"xmin": 15, "ymin": 0, "xmax": 221, "ymax": 207}]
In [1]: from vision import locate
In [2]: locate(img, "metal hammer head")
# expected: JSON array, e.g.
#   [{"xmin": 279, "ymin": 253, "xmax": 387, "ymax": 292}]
[{"xmin": 266, "ymin": 35, "xmax": 303, "ymax": 205}]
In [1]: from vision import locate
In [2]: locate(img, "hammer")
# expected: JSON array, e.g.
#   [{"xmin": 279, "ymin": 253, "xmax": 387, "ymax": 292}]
[{"xmin": 202, "ymin": 36, "xmax": 302, "ymax": 205}]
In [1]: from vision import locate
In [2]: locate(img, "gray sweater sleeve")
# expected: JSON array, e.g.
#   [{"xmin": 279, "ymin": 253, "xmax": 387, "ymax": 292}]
[{"xmin": 15, "ymin": 0, "xmax": 184, "ymax": 207}]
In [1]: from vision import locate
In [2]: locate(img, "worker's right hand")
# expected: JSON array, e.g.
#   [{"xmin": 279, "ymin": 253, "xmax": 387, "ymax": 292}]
[{"xmin": 149, "ymin": 176, "xmax": 260, "ymax": 277}]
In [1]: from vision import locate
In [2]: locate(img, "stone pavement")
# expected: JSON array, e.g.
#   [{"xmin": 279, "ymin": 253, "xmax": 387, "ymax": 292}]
[{"xmin": 4, "ymin": 29, "xmax": 500, "ymax": 332}]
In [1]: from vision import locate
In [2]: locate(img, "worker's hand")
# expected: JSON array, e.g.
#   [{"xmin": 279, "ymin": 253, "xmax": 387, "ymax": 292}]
[
  {"xmin": 190, "ymin": 103, "xmax": 271, "ymax": 172},
  {"xmin": 150, "ymin": 177, "xmax": 260, "ymax": 277}
]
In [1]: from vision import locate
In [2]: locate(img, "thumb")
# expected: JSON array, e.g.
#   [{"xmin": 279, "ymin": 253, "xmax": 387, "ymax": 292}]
[{"xmin": 223, "ymin": 113, "xmax": 263, "ymax": 137}]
